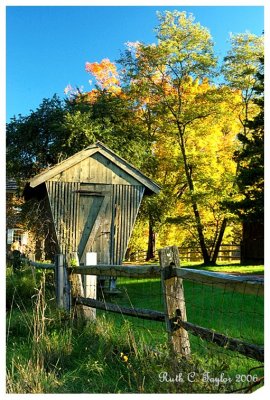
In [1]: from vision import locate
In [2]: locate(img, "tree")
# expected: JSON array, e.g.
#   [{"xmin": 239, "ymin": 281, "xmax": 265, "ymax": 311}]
[
  {"xmin": 119, "ymin": 11, "xmax": 240, "ymax": 264},
  {"xmin": 222, "ymin": 32, "xmax": 263, "ymax": 138},
  {"xmin": 222, "ymin": 37, "xmax": 264, "ymax": 264},
  {"xmin": 6, "ymin": 95, "xmax": 69, "ymax": 180},
  {"xmin": 226, "ymin": 57, "xmax": 264, "ymax": 222},
  {"xmin": 65, "ymin": 59, "xmax": 151, "ymax": 168}
]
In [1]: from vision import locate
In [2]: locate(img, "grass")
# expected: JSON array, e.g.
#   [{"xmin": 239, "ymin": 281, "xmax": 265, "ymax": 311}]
[
  {"xmin": 6, "ymin": 264, "xmax": 264, "ymax": 394},
  {"xmin": 110, "ymin": 277, "xmax": 264, "ymax": 344},
  {"xmin": 195, "ymin": 264, "xmax": 264, "ymax": 275}
]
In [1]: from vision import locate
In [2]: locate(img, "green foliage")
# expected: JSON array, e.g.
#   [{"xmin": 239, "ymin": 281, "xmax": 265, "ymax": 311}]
[
  {"xmin": 156, "ymin": 11, "xmax": 218, "ymax": 79},
  {"xmin": 78, "ymin": 92, "xmax": 150, "ymax": 168},
  {"xmin": 6, "ymin": 95, "xmax": 68, "ymax": 180},
  {"xmin": 6, "ymin": 92, "xmax": 149, "ymax": 183},
  {"xmin": 225, "ymin": 58, "xmax": 264, "ymax": 222},
  {"xmin": 222, "ymin": 33, "xmax": 263, "ymax": 93}
]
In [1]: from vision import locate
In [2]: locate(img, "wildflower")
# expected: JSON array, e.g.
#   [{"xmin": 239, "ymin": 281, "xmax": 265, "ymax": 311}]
[{"xmin": 120, "ymin": 352, "xmax": 129, "ymax": 363}]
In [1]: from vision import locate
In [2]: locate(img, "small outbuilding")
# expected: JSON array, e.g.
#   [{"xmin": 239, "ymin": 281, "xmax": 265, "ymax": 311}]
[{"xmin": 24, "ymin": 142, "xmax": 160, "ymax": 266}]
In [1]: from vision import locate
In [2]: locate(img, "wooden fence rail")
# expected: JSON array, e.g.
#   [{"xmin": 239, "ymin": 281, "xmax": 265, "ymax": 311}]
[
  {"xmin": 127, "ymin": 244, "xmax": 241, "ymax": 262},
  {"xmin": 28, "ymin": 260, "xmax": 55, "ymax": 270},
  {"xmin": 28, "ymin": 260, "xmax": 264, "ymax": 297},
  {"xmin": 70, "ymin": 264, "xmax": 263, "ymax": 296}
]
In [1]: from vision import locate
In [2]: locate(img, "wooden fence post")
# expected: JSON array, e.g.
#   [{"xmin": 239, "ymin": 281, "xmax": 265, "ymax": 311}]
[
  {"xmin": 68, "ymin": 252, "xmax": 86, "ymax": 319},
  {"xmin": 159, "ymin": 246, "xmax": 190, "ymax": 357},
  {"xmin": 55, "ymin": 254, "xmax": 70, "ymax": 311}
]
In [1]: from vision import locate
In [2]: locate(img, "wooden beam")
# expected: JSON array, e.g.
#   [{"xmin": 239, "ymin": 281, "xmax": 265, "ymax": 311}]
[
  {"xmin": 76, "ymin": 296, "xmax": 165, "ymax": 322},
  {"xmin": 69, "ymin": 264, "xmax": 264, "ymax": 296},
  {"xmin": 69, "ymin": 264, "xmax": 161, "ymax": 278},
  {"xmin": 78, "ymin": 196, "xmax": 109, "ymax": 260},
  {"xmin": 55, "ymin": 254, "xmax": 70, "ymax": 311},
  {"xmin": 174, "ymin": 268, "xmax": 264, "ymax": 296},
  {"xmin": 174, "ymin": 317, "xmax": 264, "ymax": 362},
  {"xmin": 29, "ymin": 260, "xmax": 55, "ymax": 270},
  {"xmin": 30, "ymin": 260, "xmax": 263, "ymax": 297}
]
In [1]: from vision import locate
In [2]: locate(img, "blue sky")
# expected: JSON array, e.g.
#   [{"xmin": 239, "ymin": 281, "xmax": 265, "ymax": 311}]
[{"xmin": 6, "ymin": 5, "xmax": 264, "ymax": 121}]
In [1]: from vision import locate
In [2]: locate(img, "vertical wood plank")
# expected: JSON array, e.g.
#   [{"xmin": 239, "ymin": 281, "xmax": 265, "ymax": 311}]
[
  {"xmin": 74, "ymin": 182, "xmax": 80, "ymax": 252},
  {"xmin": 114, "ymin": 186, "xmax": 120, "ymax": 264},
  {"xmin": 119, "ymin": 185, "xmax": 124, "ymax": 264},
  {"xmin": 110, "ymin": 187, "xmax": 116, "ymax": 265},
  {"xmin": 61, "ymin": 182, "xmax": 66, "ymax": 254},
  {"xmin": 46, "ymin": 182, "xmax": 59, "ymax": 252},
  {"xmin": 159, "ymin": 246, "xmax": 190, "ymax": 357}
]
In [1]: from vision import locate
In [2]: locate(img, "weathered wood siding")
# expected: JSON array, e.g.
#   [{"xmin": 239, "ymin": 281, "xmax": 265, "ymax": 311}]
[
  {"xmin": 51, "ymin": 153, "xmax": 140, "ymax": 186},
  {"xmin": 46, "ymin": 181, "xmax": 80, "ymax": 255},
  {"xmin": 46, "ymin": 180, "xmax": 144, "ymax": 265},
  {"xmin": 112, "ymin": 184, "xmax": 144, "ymax": 264}
]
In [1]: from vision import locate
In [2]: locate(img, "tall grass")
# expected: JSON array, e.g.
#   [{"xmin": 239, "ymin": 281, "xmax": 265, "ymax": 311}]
[{"xmin": 6, "ymin": 267, "xmax": 264, "ymax": 393}]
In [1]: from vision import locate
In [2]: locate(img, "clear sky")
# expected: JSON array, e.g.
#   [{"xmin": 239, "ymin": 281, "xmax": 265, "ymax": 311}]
[{"xmin": 6, "ymin": 5, "xmax": 264, "ymax": 121}]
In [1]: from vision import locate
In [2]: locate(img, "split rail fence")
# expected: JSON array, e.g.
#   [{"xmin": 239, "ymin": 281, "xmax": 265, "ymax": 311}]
[
  {"xmin": 28, "ymin": 246, "xmax": 264, "ymax": 363},
  {"xmin": 128, "ymin": 244, "xmax": 241, "ymax": 263}
]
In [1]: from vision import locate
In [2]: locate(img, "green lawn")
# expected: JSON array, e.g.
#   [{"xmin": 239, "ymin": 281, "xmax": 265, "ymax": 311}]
[
  {"xmin": 190, "ymin": 264, "xmax": 264, "ymax": 275},
  {"xmin": 101, "ymin": 274, "xmax": 264, "ymax": 378},
  {"xmin": 106, "ymin": 276, "xmax": 263, "ymax": 343}
]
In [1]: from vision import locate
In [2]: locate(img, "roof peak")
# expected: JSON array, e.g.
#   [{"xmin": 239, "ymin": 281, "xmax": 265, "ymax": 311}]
[{"xmin": 27, "ymin": 142, "xmax": 161, "ymax": 195}]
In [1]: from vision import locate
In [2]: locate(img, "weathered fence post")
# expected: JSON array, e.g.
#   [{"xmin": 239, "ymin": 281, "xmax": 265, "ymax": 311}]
[
  {"xmin": 69, "ymin": 252, "xmax": 86, "ymax": 319},
  {"xmin": 55, "ymin": 254, "xmax": 70, "ymax": 311},
  {"xmin": 84, "ymin": 252, "xmax": 97, "ymax": 320},
  {"xmin": 159, "ymin": 246, "xmax": 190, "ymax": 357}
]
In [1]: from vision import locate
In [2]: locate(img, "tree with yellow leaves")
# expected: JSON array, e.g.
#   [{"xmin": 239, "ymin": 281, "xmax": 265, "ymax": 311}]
[{"xmin": 119, "ymin": 11, "xmax": 242, "ymax": 264}]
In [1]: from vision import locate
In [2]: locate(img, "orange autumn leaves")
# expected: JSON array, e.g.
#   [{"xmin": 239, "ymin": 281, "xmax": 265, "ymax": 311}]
[
  {"xmin": 64, "ymin": 58, "xmax": 122, "ymax": 103},
  {"xmin": 85, "ymin": 58, "xmax": 121, "ymax": 95}
]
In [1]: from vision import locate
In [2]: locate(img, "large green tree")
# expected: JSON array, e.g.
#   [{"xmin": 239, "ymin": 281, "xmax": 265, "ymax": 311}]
[{"xmin": 7, "ymin": 95, "xmax": 68, "ymax": 180}]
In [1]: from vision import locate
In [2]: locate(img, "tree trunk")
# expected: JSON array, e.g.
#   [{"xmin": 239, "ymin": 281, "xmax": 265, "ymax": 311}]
[
  {"xmin": 146, "ymin": 216, "xmax": 156, "ymax": 261},
  {"xmin": 211, "ymin": 218, "xmax": 227, "ymax": 265},
  {"xmin": 177, "ymin": 125, "xmax": 210, "ymax": 264}
]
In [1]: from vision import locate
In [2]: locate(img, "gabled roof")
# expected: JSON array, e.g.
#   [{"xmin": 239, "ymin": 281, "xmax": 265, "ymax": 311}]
[{"xmin": 28, "ymin": 142, "xmax": 161, "ymax": 195}]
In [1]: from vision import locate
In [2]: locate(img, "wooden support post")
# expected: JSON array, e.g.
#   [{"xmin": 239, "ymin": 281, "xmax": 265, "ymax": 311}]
[
  {"xmin": 55, "ymin": 254, "xmax": 70, "ymax": 311},
  {"xmin": 159, "ymin": 246, "xmax": 190, "ymax": 357},
  {"xmin": 69, "ymin": 252, "xmax": 86, "ymax": 319},
  {"xmin": 84, "ymin": 252, "xmax": 97, "ymax": 320}
]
